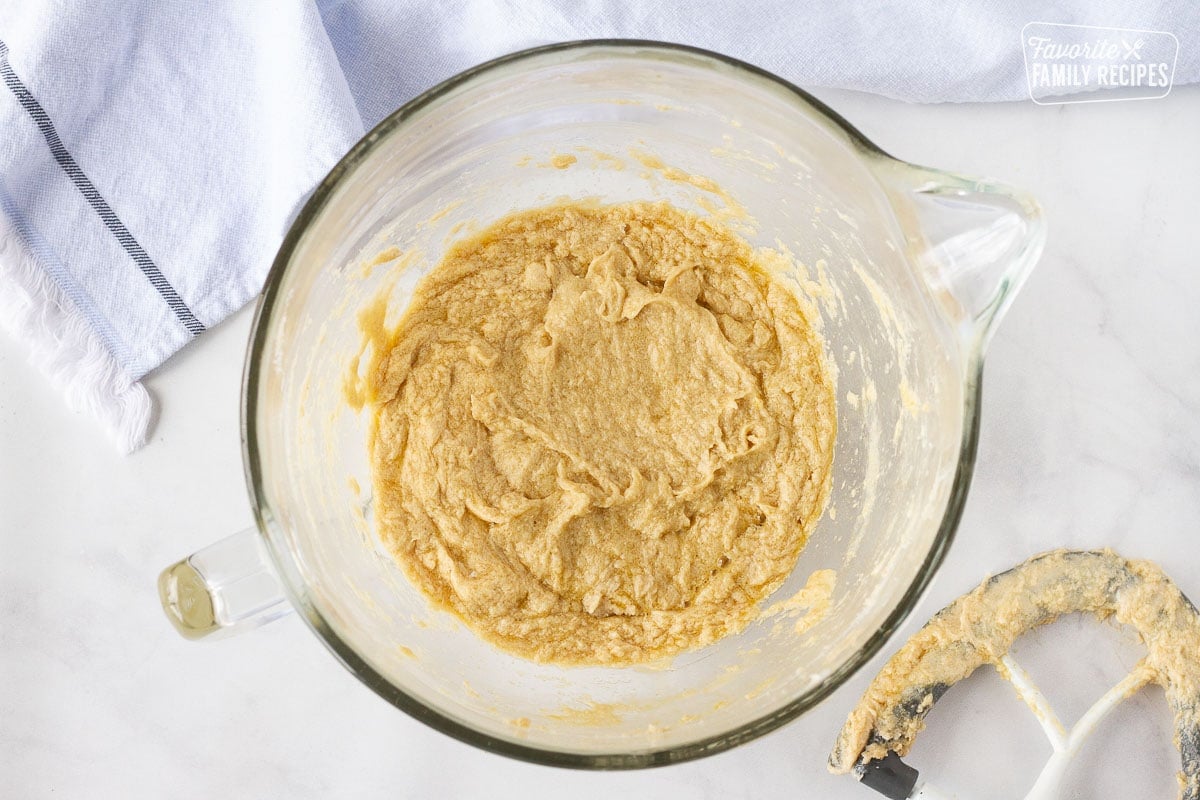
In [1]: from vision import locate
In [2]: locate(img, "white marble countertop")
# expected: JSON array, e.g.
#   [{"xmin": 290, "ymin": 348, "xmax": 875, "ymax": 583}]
[{"xmin": 2, "ymin": 86, "xmax": 1198, "ymax": 799}]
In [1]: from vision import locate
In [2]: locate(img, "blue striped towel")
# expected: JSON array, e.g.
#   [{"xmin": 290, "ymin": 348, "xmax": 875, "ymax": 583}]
[{"xmin": 1, "ymin": 1, "xmax": 1195, "ymax": 451}]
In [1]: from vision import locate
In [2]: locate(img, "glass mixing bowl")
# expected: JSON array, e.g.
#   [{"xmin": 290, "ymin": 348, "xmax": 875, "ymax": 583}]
[{"xmin": 158, "ymin": 41, "xmax": 1044, "ymax": 767}]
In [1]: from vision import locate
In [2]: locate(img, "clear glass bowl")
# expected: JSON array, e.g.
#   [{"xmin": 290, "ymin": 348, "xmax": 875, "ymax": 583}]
[{"xmin": 159, "ymin": 41, "xmax": 1044, "ymax": 768}]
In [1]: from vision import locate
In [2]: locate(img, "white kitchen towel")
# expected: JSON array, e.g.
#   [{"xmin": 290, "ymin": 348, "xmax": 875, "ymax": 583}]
[{"xmin": 1, "ymin": 1, "xmax": 1196, "ymax": 452}]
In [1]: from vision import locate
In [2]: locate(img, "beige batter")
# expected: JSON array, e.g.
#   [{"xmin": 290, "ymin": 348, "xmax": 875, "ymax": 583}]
[{"xmin": 361, "ymin": 201, "xmax": 835, "ymax": 665}]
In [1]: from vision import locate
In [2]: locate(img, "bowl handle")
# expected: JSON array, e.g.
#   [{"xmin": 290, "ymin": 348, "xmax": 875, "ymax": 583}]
[
  {"xmin": 873, "ymin": 159, "xmax": 1046, "ymax": 354},
  {"xmin": 158, "ymin": 527, "xmax": 292, "ymax": 640}
]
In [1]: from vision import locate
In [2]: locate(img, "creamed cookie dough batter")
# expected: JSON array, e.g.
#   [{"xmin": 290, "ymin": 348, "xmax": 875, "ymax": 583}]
[{"xmin": 362, "ymin": 201, "xmax": 835, "ymax": 664}]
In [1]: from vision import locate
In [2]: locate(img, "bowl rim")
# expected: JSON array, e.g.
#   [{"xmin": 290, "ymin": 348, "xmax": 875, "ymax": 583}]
[{"xmin": 241, "ymin": 38, "xmax": 979, "ymax": 770}]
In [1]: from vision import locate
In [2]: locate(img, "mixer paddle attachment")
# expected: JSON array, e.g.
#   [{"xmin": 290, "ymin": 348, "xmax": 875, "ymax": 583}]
[{"xmin": 828, "ymin": 549, "xmax": 1200, "ymax": 800}]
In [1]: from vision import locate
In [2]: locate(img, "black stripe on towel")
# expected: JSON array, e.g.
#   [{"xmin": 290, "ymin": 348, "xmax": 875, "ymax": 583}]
[{"xmin": 0, "ymin": 38, "xmax": 205, "ymax": 336}]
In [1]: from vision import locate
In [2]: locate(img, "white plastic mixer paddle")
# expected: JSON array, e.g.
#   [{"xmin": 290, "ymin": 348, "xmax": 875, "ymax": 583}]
[{"xmin": 828, "ymin": 550, "xmax": 1200, "ymax": 800}]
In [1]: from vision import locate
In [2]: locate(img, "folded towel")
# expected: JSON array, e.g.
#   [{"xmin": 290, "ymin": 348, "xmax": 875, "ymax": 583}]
[{"xmin": 1, "ymin": 0, "xmax": 1194, "ymax": 451}]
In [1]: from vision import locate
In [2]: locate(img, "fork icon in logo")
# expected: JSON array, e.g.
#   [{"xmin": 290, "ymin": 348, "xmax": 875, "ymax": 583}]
[{"xmin": 1123, "ymin": 38, "xmax": 1145, "ymax": 59}]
